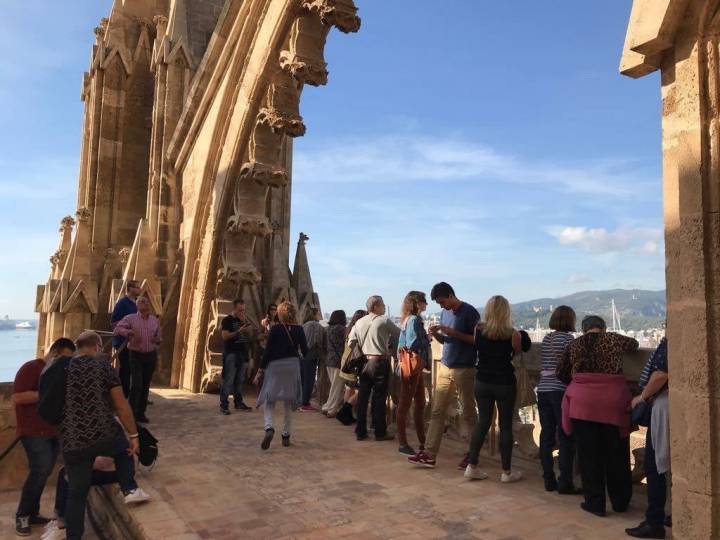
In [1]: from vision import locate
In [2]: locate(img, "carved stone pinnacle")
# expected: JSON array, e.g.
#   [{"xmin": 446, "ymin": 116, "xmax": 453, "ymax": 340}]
[{"xmin": 76, "ymin": 207, "xmax": 92, "ymax": 222}]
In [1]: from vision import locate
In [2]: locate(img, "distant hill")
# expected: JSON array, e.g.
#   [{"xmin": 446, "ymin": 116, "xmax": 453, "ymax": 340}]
[{"xmin": 512, "ymin": 289, "xmax": 666, "ymax": 331}]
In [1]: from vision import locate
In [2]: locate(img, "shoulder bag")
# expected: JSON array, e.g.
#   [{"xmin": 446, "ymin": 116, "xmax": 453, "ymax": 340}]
[{"xmin": 340, "ymin": 323, "xmax": 371, "ymax": 383}]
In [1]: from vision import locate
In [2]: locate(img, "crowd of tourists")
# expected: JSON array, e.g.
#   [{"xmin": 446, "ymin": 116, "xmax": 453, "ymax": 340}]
[
  {"xmin": 231, "ymin": 281, "xmax": 670, "ymax": 539},
  {"xmin": 10, "ymin": 280, "xmax": 157, "ymax": 539},
  {"xmin": 11, "ymin": 280, "xmax": 670, "ymax": 539}
]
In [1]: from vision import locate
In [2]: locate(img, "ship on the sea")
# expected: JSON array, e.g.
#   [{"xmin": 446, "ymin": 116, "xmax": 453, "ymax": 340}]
[{"xmin": 0, "ymin": 316, "xmax": 36, "ymax": 330}]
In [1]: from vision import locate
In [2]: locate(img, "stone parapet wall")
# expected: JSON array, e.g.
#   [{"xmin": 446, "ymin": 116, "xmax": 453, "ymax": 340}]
[{"xmin": 0, "ymin": 382, "xmax": 25, "ymax": 493}]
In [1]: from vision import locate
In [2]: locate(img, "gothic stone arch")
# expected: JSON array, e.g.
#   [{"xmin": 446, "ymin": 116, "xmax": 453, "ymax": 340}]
[
  {"xmin": 166, "ymin": 0, "xmax": 361, "ymax": 391},
  {"xmin": 35, "ymin": 0, "xmax": 358, "ymax": 393}
]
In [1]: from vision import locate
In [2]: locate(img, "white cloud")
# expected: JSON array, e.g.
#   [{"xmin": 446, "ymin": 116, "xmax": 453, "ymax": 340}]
[
  {"xmin": 547, "ymin": 225, "xmax": 663, "ymax": 255},
  {"xmin": 567, "ymin": 273, "xmax": 592, "ymax": 284},
  {"xmin": 295, "ymin": 134, "xmax": 657, "ymax": 198},
  {"xmin": 639, "ymin": 240, "xmax": 660, "ymax": 254}
]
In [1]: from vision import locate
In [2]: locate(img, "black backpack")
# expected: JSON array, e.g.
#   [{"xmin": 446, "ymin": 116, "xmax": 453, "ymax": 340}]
[
  {"xmin": 37, "ymin": 356, "xmax": 73, "ymax": 425},
  {"xmin": 138, "ymin": 426, "xmax": 158, "ymax": 467}
]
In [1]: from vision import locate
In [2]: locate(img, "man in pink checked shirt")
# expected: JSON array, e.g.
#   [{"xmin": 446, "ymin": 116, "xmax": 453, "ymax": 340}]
[{"xmin": 113, "ymin": 296, "xmax": 161, "ymax": 424}]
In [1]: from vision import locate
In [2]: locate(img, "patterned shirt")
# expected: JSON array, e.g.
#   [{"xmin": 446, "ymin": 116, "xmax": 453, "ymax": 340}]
[
  {"xmin": 59, "ymin": 355, "xmax": 121, "ymax": 452},
  {"xmin": 537, "ymin": 331, "xmax": 574, "ymax": 393},
  {"xmin": 326, "ymin": 324, "xmax": 346, "ymax": 369},
  {"xmin": 114, "ymin": 312, "xmax": 161, "ymax": 353},
  {"xmin": 556, "ymin": 332, "xmax": 639, "ymax": 385},
  {"xmin": 639, "ymin": 337, "xmax": 668, "ymax": 388}
]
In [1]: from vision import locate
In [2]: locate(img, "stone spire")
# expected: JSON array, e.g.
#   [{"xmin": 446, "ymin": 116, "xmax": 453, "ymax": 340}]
[
  {"xmin": 51, "ymin": 215, "xmax": 76, "ymax": 279},
  {"xmin": 292, "ymin": 232, "xmax": 319, "ymax": 315},
  {"xmin": 165, "ymin": 0, "xmax": 193, "ymax": 66}
]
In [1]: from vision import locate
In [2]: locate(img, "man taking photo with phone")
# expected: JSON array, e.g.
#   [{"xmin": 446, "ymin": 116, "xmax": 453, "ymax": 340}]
[{"xmin": 219, "ymin": 299, "xmax": 255, "ymax": 415}]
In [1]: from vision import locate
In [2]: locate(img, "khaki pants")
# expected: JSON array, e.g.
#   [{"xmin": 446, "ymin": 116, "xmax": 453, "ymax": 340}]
[{"xmin": 425, "ymin": 363, "xmax": 477, "ymax": 457}]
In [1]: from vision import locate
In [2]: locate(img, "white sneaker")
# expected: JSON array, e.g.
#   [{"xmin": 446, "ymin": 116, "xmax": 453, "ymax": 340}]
[
  {"xmin": 124, "ymin": 488, "xmax": 151, "ymax": 505},
  {"xmin": 41, "ymin": 527, "xmax": 65, "ymax": 540},
  {"xmin": 464, "ymin": 464, "xmax": 488, "ymax": 480},
  {"xmin": 500, "ymin": 471, "xmax": 523, "ymax": 483}
]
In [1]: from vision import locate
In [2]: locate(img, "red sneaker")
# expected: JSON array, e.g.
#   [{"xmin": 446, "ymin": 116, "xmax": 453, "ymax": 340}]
[
  {"xmin": 407, "ymin": 451, "xmax": 436, "ymax": 468},
  {"xmin": 457, "ymin": 453, "xmax": 470, "ymax": 470},
  {"xmin": 299, "ymin": 405, "xmax": 318, "ymax": 412}
]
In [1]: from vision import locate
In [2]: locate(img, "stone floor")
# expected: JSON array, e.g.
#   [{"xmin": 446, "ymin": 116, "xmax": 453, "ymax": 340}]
[
  {"xmin": 0, "ymin": 490, "xmax": 98, "ymax": 540},
  {"xmin": 91, "ymin": 387, "xmax": 664, "ymax": 540}
]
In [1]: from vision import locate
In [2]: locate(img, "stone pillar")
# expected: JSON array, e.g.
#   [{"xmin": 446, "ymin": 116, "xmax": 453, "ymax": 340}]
[{"xmin": 660, "ymin": 3, "xmax": 720, "ymax": 537}]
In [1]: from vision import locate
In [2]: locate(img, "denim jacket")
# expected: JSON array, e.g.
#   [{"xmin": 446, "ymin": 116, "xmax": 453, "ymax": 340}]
[{"xmin": 397, "ymin": 315, "xmax": 430, "ymax": 366}]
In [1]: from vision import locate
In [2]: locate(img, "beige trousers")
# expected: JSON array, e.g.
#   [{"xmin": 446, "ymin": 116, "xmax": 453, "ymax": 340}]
[
  {"xmin": 425, "ymin": 363, "xmax": 478, "ymax": 457},
  {"xmin": 322, "ymin": 366, "xmax": 345, "ymax": 414}
]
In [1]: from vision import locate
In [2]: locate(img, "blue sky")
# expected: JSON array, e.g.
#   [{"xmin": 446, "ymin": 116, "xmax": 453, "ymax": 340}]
[{"xmin": 0, "ymin": 1, "xmax": 663, "ymax": 319}]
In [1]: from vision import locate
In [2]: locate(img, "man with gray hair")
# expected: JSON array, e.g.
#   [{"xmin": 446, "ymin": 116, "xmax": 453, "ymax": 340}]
[
  {"xmin": 347, "ymin": 295, "xmax": 400, "ymax": 441},
  {"xmin": 114, "ymin": 296, "xmax": 162, "ymax": 423}
]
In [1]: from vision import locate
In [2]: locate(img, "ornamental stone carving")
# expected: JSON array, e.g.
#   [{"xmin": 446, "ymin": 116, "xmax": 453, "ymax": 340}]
[
  {"xmin": 300, "ymin": 0, "xmax": 361, "ymax": 34},
  {"xmin": 118, "ymin": 247, "xmax": 131, "ymax": 264},
  {"xmin": 279, "ymin": 50, "xmax": 328, "ymax": 87},
  {"xmin": 238, "ymin": 162, "xmax": 289, "ymax": 188},
  {"xmin": 227, "ymin": 215, "xmax": 273, "ymax": 237},
  {"xmin": 257, "ymin": 107, "xmax": 306, "ymax": 137},
  {"xmin": 60, "ymin": 215, "xmax": 76, "ymax": 232},
  {"xmin": 76, "ymin": 207, "xmax": 92, "ymax": 222}
]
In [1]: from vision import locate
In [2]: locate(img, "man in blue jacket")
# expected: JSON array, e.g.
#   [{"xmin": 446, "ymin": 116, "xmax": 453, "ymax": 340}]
[{"xmin": 111, "ymin": 280, "xmax": 141, "ymax": 397}]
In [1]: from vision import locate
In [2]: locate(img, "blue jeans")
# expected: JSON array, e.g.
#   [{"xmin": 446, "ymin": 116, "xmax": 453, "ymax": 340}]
[
  {"xmin": 220, "ymin": 352, "xmax": 247, "ymax": 409},
  {"xmin": 16, "ymin": 436, "xmax": 59, "ymax": 518},
  {"xmin": 300, "ymin": 355, "xmax": 318, "ymax": 406},
  {"xmin": 538, "ymin": 390, "xmax": 575, "ymax": 488},
  {"xmin": 644, "ymin": 423, "xmax": 667, "ymax": 527}
]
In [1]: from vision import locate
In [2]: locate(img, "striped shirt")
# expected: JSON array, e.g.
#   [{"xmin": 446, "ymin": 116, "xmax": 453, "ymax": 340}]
[
  {"xmin": 114, "ymin": 312, "xmax": 161, "ymax": 353},
  {"xmin": 537, "ymin": 331, "xmax": 573, "ymax": 393}
]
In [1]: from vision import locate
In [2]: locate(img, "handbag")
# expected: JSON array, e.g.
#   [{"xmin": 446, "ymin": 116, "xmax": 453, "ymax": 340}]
[
  {"xmin": 340, "ymin": 324, "xmax": 371, "ymax": 382},
  {"xmin": 631, "ymin": 399, "xmax": 652, "ymax": 427},
  {"xmin": 398, "ymin": 348, "xmax": 422, "ymax": 380}
]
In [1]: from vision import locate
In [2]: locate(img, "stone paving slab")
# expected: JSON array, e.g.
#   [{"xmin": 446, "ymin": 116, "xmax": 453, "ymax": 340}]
[{"xmin": 113, "ymin": 388, "xmax": 669, "ymax": 540}]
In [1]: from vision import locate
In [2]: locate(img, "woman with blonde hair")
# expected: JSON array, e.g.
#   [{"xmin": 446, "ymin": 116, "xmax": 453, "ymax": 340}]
[
  {"xmin": 254, "ymin": 301, "xmax": 308, "ymax": 450},
  {"xmin": 396, "ymin": 291, "xmax": 430, "ymax": 455},
  {"xmin": 464, "ymin": 295, "xmax": 523, "ymax": 483}
]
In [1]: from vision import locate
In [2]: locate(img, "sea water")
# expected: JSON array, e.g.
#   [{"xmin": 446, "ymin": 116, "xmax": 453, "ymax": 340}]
[{"xmin": 0, "ymin": 329, "xmax": 38, "ymax": 383}]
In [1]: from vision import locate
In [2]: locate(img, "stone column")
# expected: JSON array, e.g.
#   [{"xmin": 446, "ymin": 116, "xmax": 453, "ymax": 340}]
[{"xmin": 661, "ymin": 3, "xmax": 720, "ymax": 537}]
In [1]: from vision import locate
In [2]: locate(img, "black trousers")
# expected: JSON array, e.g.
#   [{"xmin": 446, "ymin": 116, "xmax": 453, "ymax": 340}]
[
  {"xmin": 644, "ymin": 423, "xmax": 667, "ymax": 527},
  {"xmin": 355, "ymin": 358, "xmax": 390, "ymax": 438},
  {"xmin": 129, "ymin": 350, "xmax": 157, "ymax": 418},
  {"xmin": 468, "ymin": 380, "xmax": 516, "ymax": 471},
  {"xmin": 300, "ymin": 355, "xmax": 318, "ymax": 406},
  {"xmin": 572, "ymin": 419, "xmax": 632, "ymax": 513},
  {"xmin": 62, "ymin": 438, "xmax": 114, "ymax": 540},
  {"xmin": 538, "ymin": 390, "xmax": 575, "ymax": 488},
  {"xmin": 116, "ymin": 347, "xmax": 131, "ymax": 398}
]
